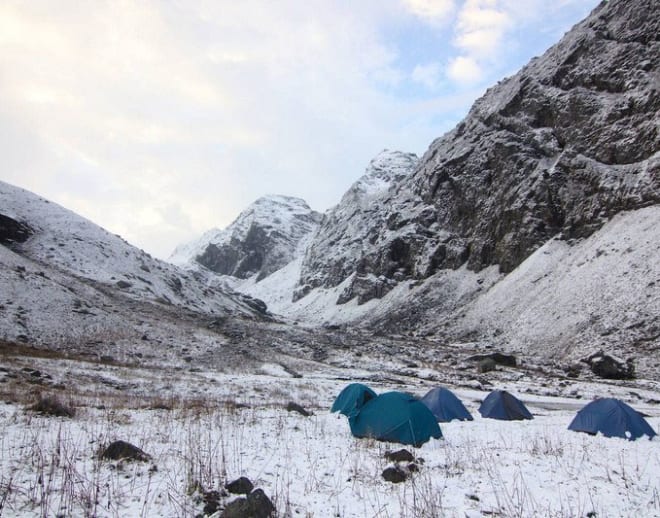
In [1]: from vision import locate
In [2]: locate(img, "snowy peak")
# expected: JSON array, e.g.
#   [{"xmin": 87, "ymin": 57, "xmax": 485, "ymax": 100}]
[
  {"xmin": 343, "ymin": 150, "xmax": 418, "ymax": 201},
  {"xmin": 294, "ymin": 150, "xmax": 419, "ymax": 299},
  {"xmin": 171, "ymin": 195, "xmax": 322, "ymax": 281}
]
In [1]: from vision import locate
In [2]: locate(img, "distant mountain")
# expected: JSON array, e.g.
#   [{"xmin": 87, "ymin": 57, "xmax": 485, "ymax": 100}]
[
  {"xmin": 170, "ymin": 195, "xmax": 322, "ymax": 281},
  {"xmin": 0, "ymin": 181, "xmax": 267, "ymax": 354},
  {"xmin": 233, "ymin": 149, "xmax": 418, "ymax": 315}
]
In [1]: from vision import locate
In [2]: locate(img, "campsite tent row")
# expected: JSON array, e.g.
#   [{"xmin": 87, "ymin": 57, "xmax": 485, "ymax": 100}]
[{"xmin": 331, "ymin": 383, "xmax": 657, "ymax": 447}]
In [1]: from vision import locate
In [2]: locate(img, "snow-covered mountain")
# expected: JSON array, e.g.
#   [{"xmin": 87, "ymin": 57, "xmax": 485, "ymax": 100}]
[
  {"xmin": 170, "ymin": 195, "xmax": 321, "ymax": 281},
  {"xmin": 227, "ymin": 150, "xmax": 418, "ymax": 314},
  {"xmin": 0, "ymin": 181, "xmax": 268, "ymax": 355},
  {"xmin": 200, "ymin": 0, "xmax": 659, "ymax": 372},
  {"xmin": 4, "ymin": 0, "xmax": 657, "ymax": 375},
  {"xmin": 296, "ymin": 0, "xmax": 659, "ymax": 308}
]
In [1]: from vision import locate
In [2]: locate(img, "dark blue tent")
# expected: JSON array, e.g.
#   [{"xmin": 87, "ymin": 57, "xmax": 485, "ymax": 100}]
[
  {"xmin": 421, "ymin": 387, "xmax": 473, "ymax": 422},
  {"xmin": 349, "ymin": 391, "xmax": 442, "ymax": 447},
  {"xmin": 478, "ymin": 390, "xmax": 533, "ymax": 421},
  {"xmin": 331, "ymin": 383, "xmax": 377, "ymax": 417},
  {"xmin": 568, "ymin": 398, "xmax": 657, "ymax": 441}
]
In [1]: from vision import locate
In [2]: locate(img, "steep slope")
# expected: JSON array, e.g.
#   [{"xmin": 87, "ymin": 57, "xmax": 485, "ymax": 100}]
[
  {"xmin": 294, "ymin": 0, "xmax": 658, "ymax": 308},
  {"xmin": 360, "ymin": 205, "xmax": 659, "ymax": 371},
  {"xmin": 295, "ymin": 150, "xmax": 419, "ymax": 304},
  {"xmin": 0, "ymin": 181, "xmax": 267, "ymax": 352},
  {"xmin": 171, "ymin": 195, "xmax": 321, "ymax": 281},
  {"xmin": 448, "ymin": 205, "xmax": 660, "ymax": 369}
]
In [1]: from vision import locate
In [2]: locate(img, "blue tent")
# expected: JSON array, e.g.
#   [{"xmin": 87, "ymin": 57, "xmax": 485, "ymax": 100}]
[
  {"xmin": 331, "ymin": 383, "xmax": 377, "ymax": 417},
  {"xmin": 349, "ymin": 391, "xmax": 442, "ymax": 447},
  {"xmin": 421, "ymin": 387, "xmax": 473, "ymax": 422},
  {"xmin": 568, "ymin": 398, "xmax": 657, "ymax": 441},
  {"xmin": 478, "ymin": 390, "xmax": 533, "ymax": 421}
]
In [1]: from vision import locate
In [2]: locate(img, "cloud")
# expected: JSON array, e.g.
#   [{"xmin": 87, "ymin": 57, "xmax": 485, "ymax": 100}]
[
  {"xmin": 0, "ymin": 0, "xmax": 600, "ymax": 259},
  {"xmin": 402, "ymin": 0, "xmax": 456, "ymax": 24},
  {"xmin": 446, "ymin": 55, "xmax": 483, "ymax": 83},
  {"xmin": 0, "ymin": 0, "xmax": 468, "ymax": 259},
  {"xmin": 412, "ymin": 62, "xmax": 443, "ymax": 89},
  {"xmin": 454, "ymin": 7, "xmax": 512, "ymax": 58},
  {"xmin": 443, "ymin": 1, "xmax": 512, "ymax": 84}
]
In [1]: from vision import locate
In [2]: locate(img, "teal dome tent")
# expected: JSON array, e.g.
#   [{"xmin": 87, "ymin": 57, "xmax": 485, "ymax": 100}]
[{"xmin": 349, "ymin": 392, "xmax": 442, "ymax": 447}]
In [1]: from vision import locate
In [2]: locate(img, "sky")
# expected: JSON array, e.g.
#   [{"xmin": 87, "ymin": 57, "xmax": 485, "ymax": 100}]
[{"xmin": 0, "ymin": 0, "xmax": 599, "ymax": 260}]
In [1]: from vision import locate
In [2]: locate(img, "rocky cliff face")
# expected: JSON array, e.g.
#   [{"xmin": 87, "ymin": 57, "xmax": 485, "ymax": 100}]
[
  {"xmin": 409, "ymin": 0, "xmax": 659, "ymax": 274},
  {"xmin": 299, "ymin": 0, "xmax": 659, "ymax": 305},
  {"xmin": 171, "ymin": 196, "xmax": 322, "ymax": 281},
  {"xmin": 295, "ymin": 150, "xmax": 418, "ymax": 303}
]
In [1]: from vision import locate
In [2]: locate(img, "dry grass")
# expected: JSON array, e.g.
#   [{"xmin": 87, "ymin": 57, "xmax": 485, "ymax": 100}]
[{"xmin": 28, "ymin": 394, "xmax": 76, "ymax": 418}]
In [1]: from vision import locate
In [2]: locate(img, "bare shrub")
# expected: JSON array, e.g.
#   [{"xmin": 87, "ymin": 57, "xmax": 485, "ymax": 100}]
[{"xmin": 28, "ymin": 394, "xmax": 75, "ymax": 418}]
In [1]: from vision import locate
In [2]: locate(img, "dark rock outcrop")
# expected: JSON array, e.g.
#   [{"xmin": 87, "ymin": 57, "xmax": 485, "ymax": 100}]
[
  {"xmin": 0, "ymin": 214, "xmax": 33, "ymax": 247},
  {"xmin": 582, "ymin": 351, "xmax": 635, "ymax": 379},
  {"xmin": 407, "ymin": 0, "xmax": 660, "ymax": 276}
]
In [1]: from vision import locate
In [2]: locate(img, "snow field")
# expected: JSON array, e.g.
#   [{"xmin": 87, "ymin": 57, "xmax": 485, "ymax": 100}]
[{"xmin": 0, "ymin": 379, "xmax": 658, "ymax": 517}]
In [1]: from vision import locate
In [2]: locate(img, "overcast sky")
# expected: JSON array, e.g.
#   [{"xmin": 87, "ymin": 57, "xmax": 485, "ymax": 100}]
[{"xmin": 1, "ymin": 0, "xmax": 599, "ymax": 259}]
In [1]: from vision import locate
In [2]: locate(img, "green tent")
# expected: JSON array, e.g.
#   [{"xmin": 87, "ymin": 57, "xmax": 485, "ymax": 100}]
[
  {"xmin": 331, "ymin": 383, "xmax": 377, "ymax": 417},
  {"xmin": 349, "ymin": 392, "xmax": 442, "ymax": 447}
]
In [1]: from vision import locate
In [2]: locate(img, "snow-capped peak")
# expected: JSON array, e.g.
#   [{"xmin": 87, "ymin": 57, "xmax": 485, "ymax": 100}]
[
  {"xmin": 169, "ymin": 195, "xmax": 322, "ymax": 280},
  {"xmin": 342, "ymin": 149, "xmax": 418, "ymax": 201}
]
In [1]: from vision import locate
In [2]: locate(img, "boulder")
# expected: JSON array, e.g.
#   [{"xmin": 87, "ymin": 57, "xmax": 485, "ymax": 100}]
[
  {"xmin": 582, "ymin": 351, "xmax": 635, "ymax": 380},
  {"xmin": 382, "ymin": 466, "xmax": 408, "ymax": 484},
  {"xmin": 384, "ymin": 449, "xmax": 414, "ymax": 463},
  {"xmin": 222, "ymin": 488, "xmax": 275, "ymax": 518},
  {"xmin": 100, "ymin": 440, "xmax": 150, "ymax": 462},
  {"xmin": 203, "ymin": 490, "xmax": 224, "ymax": 516},
  {"xmin": 286, "ymin": 402, "xmax": 312, "ymax": 417},
  {"xmin": 225, "ymin": 477, "xmax": 254, "ymax": 495}
]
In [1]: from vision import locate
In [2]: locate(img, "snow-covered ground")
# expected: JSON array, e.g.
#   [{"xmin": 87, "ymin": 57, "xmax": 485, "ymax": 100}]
[
  {"xmin": 449, "ymin": 205, "xmax": 660, "ymax": 368},
  {"xmin": 1, "ymin": 352, "xmax": 658, "ymax": 517}
]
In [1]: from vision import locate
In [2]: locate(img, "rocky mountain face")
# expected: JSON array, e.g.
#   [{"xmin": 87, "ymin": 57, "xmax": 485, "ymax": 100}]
[
  {"xmin": 295, "ymin": 150, "xmax": 419, "ymax": 304},
  {"xmin": 0, "ymin": 181, "xmax": 268, "ymax": 355},
  {"xmin": 296, "ymin": 0, "xmax": 659, "ymax": 306},
  {"xmin": 171, "ymin": 195, "xmax": 322, "ymax": 281}
]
